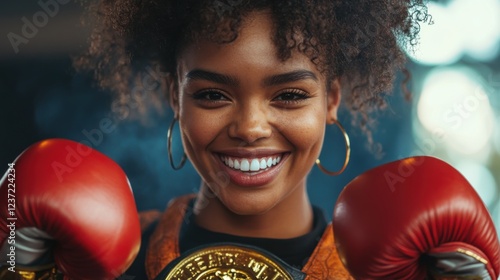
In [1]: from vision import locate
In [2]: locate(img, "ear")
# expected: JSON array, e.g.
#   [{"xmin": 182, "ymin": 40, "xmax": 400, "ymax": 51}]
[
  {"xmin": 166, "ymin": 73, "xmax": 180, "ymax": 118},
  {"xmin": 326, "ymin": 79, "xmax": 341, "ymax": 125}
]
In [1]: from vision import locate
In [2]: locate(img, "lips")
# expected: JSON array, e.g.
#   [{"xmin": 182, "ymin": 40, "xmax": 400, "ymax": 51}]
[
  {"xmin": 220, "ymin": 155, "xmax": 282, "ymax": 172},
  {"xmin": 214, "ymin": 151, "xmax": 288, "ymax": 187}
]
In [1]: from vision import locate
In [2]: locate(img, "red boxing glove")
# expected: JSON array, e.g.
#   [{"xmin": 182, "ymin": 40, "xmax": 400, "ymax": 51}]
[
  {"xmin": 333, "ymin": 156, "xmax": 500, "ymax": 279},
  {"xmin": 0, "ymin": 139, "xmax": 141, "ymax": 279}
]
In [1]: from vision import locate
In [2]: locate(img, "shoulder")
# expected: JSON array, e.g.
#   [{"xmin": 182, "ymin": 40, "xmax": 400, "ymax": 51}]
[
  {"xmin": 302, "ymin": 224, "xmax": 354, "ymax": 279},
  {"xmin": 125, "ymin": 194, "xmax": 196, "ymax": 279}
]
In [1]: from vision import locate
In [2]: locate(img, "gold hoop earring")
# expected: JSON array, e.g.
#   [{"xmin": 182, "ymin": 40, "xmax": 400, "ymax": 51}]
[
  {"xmin": 316, "ymin": 119, "xmax": 351, "ymax": 176},
  {"xmin": 167, "ymin": 118, "xmax": 187, "ymax": 170}
]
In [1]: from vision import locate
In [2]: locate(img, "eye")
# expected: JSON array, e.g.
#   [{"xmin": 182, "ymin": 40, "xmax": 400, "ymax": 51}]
[
  {"xmin": 273, "ymin": 89, "xmax": 310, "ymax": 104},
  {"xmin": 192, "ymin": 89, "xmax": 228, "ymax": 102}
]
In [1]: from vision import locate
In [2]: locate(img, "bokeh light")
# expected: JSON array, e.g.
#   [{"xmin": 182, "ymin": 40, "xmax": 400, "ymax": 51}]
[
  {"xmin": 411, "ymin": 0, "xmax": 500, "ymax": 234},
  {"xmin": 405, "ymin": 0, "xmax": 500, "ymax": 65},
  {"xmin": 417, "ymin": 67, "xmax": 495, "ymax": 156},
  {"xmin": 454, "ymin": 0, "xmax": 500, "ymax": 61},
  {"xmin": 455, "ymin": 160, "xmax": 498, "ymax": 207},
  {"xmin": 406, "ymin": 2, "xmax": 462, "ymax": 65}
]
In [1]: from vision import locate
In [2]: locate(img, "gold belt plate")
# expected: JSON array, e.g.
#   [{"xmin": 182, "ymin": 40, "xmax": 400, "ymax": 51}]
[{"xmin": 163, "ymin": 244, "xmax": 293, "ymax": 280}]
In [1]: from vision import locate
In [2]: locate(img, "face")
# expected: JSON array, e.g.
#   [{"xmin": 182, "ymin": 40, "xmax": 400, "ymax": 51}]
[{"xmin": 170, "ymin": 11, "xmax": 340, "ymax": 216}]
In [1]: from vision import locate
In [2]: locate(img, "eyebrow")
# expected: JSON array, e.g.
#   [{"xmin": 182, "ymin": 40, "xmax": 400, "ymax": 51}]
[
  {"xmin": 263, "ymin": 70, "xmax": 318, "ymax": 86},
  {"xmin": 185, "ymin": 69, "xmax": 318, "ymax": 87},
  {"xmin": 186, "ymin": 69, "xmax": 239, "ymax": 86}
]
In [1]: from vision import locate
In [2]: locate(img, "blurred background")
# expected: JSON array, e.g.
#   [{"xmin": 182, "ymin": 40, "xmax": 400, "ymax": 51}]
[{"xmin": 1, "ymin": 0, "xmax": 499, "ymax": 234}]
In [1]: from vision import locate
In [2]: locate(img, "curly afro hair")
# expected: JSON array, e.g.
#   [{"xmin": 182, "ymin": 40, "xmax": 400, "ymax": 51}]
[{"xmin": 75, "ymin": 0, "xmax": 430, "ymax": 142}]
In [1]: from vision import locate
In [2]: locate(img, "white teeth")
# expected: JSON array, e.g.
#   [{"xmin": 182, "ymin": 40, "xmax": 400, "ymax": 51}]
[
  {"xmin": 250, "ymin": 159, "xmax": 260, "ymax": 171},
  {"xmin": 240, "ymin": 159, "xmax": 250, "ymax": 171},
  {"xmin": 221, "ymin": 154, "xmax": 283, "ymax": 172},
  {"xmin": 260, "ymin": 159, "xmax": 267, "ymax": 169}
]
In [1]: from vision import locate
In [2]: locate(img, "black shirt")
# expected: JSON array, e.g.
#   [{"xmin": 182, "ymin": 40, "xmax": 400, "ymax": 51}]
[
  {"xmin": 179, "ymin": 201, "xmax": 328, "ymax": 269},
  {"xmin": 126, "ymin": 199, "xmax": 328, "ymax": 278}
]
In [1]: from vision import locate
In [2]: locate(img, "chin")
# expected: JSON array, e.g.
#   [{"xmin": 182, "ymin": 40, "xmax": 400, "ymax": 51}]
[
  {"xmin": 226, "ymin": 204, "xmax": 272, "ymax": 216},
  {"xmin": 219, "ymin": 192, "xmax": 278, "ymax": 216}
]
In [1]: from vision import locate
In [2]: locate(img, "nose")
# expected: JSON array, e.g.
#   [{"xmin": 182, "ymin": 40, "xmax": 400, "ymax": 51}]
[{"xmin": 228, "ymin": 101, "xmax": 272, "ymax": 144}]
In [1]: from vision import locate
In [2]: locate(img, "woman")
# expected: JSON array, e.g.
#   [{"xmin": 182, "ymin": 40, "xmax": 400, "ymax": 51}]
[
  {"xmin": 75, "ymin": 1, "xmax": 453, "ymax": 279},
  {"xmin": 1, "ymin": 1, "xmax": 498, "ymax": 279}
]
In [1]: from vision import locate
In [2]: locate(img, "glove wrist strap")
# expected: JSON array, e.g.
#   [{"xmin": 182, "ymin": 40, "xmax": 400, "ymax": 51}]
[
  {"xmin": 0, "ymin": 264, "xmax": 62, "ymax": 280},
  {"xmin": 427, "ymin": 242, "xmax": 494, "ymax": 280}
]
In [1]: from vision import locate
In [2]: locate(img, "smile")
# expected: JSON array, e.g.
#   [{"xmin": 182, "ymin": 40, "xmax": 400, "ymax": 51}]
[{"xmin": 220, "ymin": 155, "xmax": 282, "ymax": 172}]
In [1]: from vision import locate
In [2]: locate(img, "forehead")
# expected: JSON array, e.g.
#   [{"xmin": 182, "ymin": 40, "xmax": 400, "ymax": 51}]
[{"xmin": 176, "ymin": 11, "xmax": 321, "ymax": 79}]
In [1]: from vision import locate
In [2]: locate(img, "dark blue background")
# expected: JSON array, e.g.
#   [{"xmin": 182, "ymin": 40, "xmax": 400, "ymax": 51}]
[{"xmin": 0, "ymin": 0, "xmax": 436, "ymax": 218}]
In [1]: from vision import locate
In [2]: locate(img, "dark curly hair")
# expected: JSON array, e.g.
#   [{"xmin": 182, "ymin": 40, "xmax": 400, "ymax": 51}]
[{"xmin": 75, "ymin": 0, "xmax": 430, "ymax": 143}]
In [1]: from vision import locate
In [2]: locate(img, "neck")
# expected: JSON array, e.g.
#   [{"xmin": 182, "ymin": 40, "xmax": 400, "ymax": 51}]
[{"xmin": 193, "ymin": 183, "xmax": 313, "ymax": 239}]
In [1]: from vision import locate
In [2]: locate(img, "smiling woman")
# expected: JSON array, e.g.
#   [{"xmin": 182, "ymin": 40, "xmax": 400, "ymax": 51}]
[
  {"xmin": 173, "ymin": 12, "xmax": 333, "ymax": 239},
  {"xmin": 62, "ymin": 0, "xmax": 500, "ymax": 279}
]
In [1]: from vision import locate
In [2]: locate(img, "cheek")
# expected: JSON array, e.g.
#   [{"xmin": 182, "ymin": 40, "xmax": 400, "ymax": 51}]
[
  {"xmin": 276, "ymin": 107, "xmax": 327, "ymax": 152},
  {"xmin": 180, "ymin": 110, "xmax": 223, "ymax": 152}
]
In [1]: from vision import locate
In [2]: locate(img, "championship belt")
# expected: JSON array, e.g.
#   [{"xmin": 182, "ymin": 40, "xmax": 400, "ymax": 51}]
[{"xmin": 155, "ymin": 243, "xmax": 307, "ymax": 280}]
